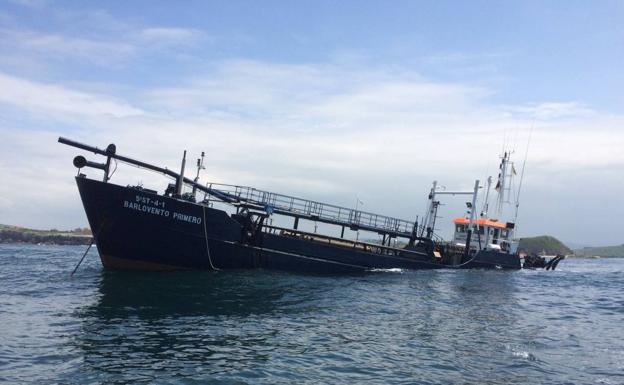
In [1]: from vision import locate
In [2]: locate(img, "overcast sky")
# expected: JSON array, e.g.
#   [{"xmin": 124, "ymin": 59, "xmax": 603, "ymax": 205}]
[{"xmin": 0, "ymin": 0, "xmax": 622, "ymax": 246}]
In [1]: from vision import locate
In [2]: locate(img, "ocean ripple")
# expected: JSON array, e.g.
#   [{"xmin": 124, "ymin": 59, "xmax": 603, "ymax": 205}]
[{"xmin": 0, "ymin": 244, "xmax": 623, "ymax": 384}]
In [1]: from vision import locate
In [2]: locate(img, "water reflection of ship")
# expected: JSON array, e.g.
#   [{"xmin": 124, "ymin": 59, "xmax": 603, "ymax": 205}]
[
  {"xmin": 72, "ymin": 270, "xmax": 525, "ymax": 382},
  {"xmin": 85, "ymin": 270, "xmax": 286, "ymax": 319},
  {"xmin": 73, "ymin": 271, "xmax": 292, "ymax": 379}
]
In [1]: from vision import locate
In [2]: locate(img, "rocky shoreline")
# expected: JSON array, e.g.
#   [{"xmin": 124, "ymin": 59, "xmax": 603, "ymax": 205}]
[{"xmin": 0, "ymin": 225, "xmax": 92, "ymax": 246}]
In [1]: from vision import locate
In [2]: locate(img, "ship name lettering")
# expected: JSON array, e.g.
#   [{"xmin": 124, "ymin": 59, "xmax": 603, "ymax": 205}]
[
  {"xmin": 123, "ymin": 200, "xmax": 170, "ymax": 217},
  {"xmin": 173, "ymin": 212, "xmax": 202, "ymax": 225},
  {"xmin": 134, "ymin": 195, "xmax": 165, "ymax": 208}
]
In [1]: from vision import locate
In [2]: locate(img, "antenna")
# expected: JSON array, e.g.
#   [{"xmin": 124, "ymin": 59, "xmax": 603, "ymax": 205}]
[
  {"xmin": 195, "ymin": 151, "xmax": 205, "ymax": 183},
  {"xmin": 192, "ymin": 151, "xmax": 206, "ymax": 197},
  {"xmin": 513, "ymin": 125, "xmax": 533, "ymax": 229}
]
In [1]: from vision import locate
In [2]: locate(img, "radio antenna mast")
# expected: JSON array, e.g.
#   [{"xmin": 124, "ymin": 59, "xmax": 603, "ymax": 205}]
[
  {"xmin": 513, "ymin": 125, "xmax": 533, "ymax": 228},
  {"xmin": 192, "ymin": 151, "xmax": 205, "ymax": 198}
]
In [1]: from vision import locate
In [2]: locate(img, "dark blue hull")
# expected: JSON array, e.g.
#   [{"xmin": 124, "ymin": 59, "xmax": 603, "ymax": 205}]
[
  {"xmin": 460, "ymin": 250, "xmax": 522, "ymax": 269},
  {"xmin": 76, "ymin": 177, "xmax": 457, "ymax": 272}
]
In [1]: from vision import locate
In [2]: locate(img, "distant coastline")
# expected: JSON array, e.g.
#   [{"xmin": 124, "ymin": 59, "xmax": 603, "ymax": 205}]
[
  {"xmin": 573, "ymin": 244, "xmax": 624, "ymax": 258},
  {"xmin": 0, "ymin": 224, "xmax": 92, "ymax": 245},
  {"xmin": 514, "ymin": 235, "xmax": 622, "ymax": 258}
]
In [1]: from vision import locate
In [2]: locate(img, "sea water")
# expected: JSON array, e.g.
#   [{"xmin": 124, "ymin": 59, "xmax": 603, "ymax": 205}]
[{"xmin": 0, "ymin": 244, "xmax": 622, "ymax": 384}]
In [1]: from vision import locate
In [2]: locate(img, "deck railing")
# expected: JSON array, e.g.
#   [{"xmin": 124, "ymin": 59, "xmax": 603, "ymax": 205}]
[{"xmin": 204, "ymin": 183, "xmax": 418, "ymax": 237}]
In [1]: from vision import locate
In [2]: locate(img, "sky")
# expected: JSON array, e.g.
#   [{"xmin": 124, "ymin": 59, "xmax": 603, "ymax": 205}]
[{"xmin": 0, "ymin": 0, "xmax": 622, "ymax": 246}]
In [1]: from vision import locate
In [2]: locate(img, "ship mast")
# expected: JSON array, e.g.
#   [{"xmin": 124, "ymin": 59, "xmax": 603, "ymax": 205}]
[
  {"xmin": 494, "ymin": 151, "xmax": 514, "ymax": 218},
  {"xmin": 480, "ymin": 176, "xmax": 492, "ymax": 246},
  {"xmin": 422, "ymin": 181, "xmax": 439, "ymax": 238},
  {"xmin": 481, "ymin": 176, "xmax": 492, "ymax": 218},
  {"xmin": 192, "ymin": 151, "xmax": 205, "ymax": 198}
]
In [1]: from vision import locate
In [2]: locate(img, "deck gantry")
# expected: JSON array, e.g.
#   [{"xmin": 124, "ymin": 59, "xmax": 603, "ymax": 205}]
[{"xmin": 202, "ymin": 183, "xmax": 419, "ymax": 241}]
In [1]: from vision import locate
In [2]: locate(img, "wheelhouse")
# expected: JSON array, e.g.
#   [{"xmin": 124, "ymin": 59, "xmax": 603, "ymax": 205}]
[{"xmin": 452, "ymin": 217, "xmax": 515, "ymax": 253}]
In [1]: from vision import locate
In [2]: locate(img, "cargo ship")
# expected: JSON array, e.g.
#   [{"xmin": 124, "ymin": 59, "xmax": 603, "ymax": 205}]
[{"xmin": 60, "ymin": 137, "xmax": 561, "ymax": 272}]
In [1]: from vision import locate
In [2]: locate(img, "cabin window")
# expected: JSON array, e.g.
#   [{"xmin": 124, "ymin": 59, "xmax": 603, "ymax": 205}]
[
  {"xmin": 478, "ymin": 227, "xmax": 485, "ymax": 235},
  {"xmin": 501, "ymin": 229, "xmax": 509, "ymax": 238},
  {"xmin": 455, "ymin": 225, "xmax": 464, "ymax": 233}
]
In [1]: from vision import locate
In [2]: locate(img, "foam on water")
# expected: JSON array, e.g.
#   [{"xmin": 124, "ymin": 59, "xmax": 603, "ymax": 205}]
[{"xmin": 369, "ymin": 268, "xmax": 404, "ymax": 273}]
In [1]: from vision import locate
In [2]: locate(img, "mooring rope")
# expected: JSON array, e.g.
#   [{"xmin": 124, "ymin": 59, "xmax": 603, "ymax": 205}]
[
  {"xmin": 70, "ymin": 237, "xmax": 95, "ymax": 277},
  {"xmin": 202, "ymin": 205, "xmax": 220, "ymax": 271},
  {"xmin": 70, "ymin": 218, "xmax": 106, "ymax": 277},
  {"xmin": 450, "ymin": 251, "xmax": 481, "ymax": 268}
]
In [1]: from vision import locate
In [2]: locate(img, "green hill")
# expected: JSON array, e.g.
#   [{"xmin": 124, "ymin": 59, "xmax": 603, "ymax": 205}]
[
  {"xmin": 573, "ymin": 244, "xmax": 624, "ymax": 258},
  {"xmin": 518, "ymin": 235, "xmax": 572, "ymax": 255}
]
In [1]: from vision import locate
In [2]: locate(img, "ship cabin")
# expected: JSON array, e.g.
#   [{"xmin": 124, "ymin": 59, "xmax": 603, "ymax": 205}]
[{"xmin": 452, "ymin": 217, "xmax": 516, "ymax": 254}]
